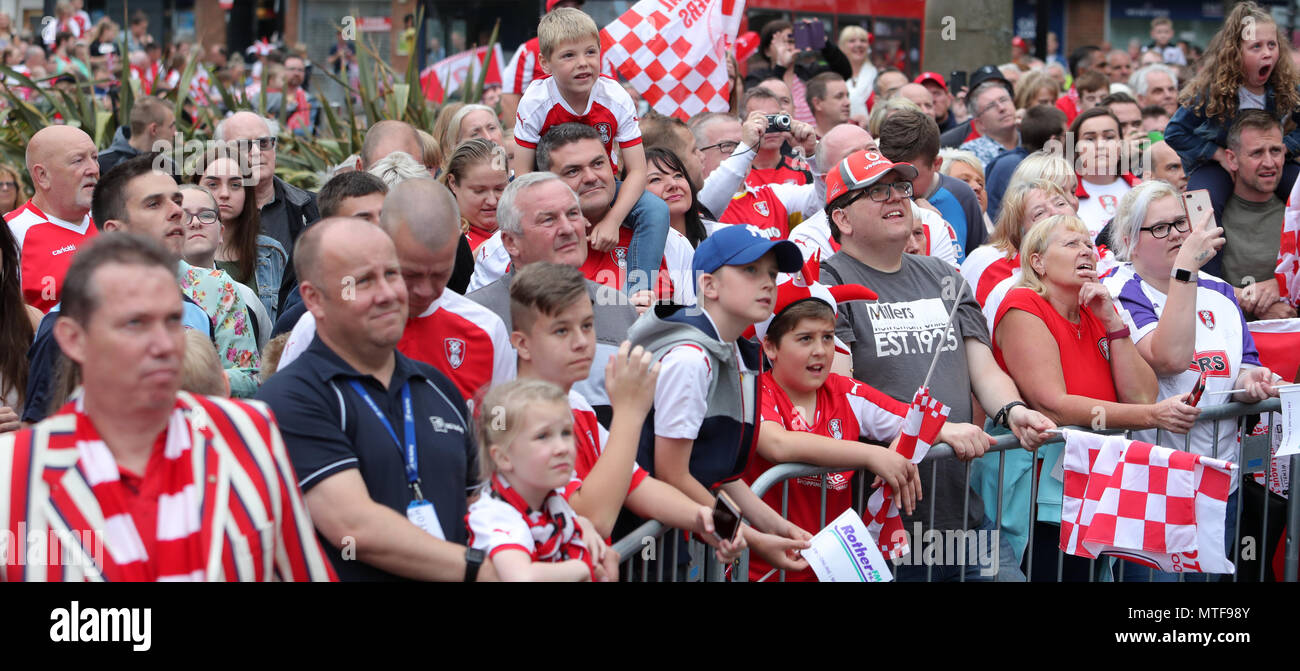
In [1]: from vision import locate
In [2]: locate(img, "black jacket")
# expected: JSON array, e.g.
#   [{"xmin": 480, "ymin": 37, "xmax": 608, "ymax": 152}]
[{"xmin": 270, "ymin": 177, "xmax": 321, "ymax": 314}]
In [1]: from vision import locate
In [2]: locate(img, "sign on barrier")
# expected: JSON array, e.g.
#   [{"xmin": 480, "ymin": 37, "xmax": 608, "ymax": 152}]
[{"xmin": 803, "ymin": 509, "xmax": 893, "ymax": 582}]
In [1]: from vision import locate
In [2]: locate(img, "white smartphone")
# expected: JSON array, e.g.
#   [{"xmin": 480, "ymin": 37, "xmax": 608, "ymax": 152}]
[{"xmin": 1182, "ymin": 189, "xmax": 1215, "ymax": 228}]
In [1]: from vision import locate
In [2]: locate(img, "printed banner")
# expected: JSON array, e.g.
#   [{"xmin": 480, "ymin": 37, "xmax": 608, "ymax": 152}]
[{"xmin": 801, "ymin": 508, "xmax": 893, "ymax": 582}]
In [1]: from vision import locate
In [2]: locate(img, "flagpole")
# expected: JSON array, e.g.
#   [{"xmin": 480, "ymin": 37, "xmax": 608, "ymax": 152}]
[{"xmin": 920, "ymin": 275, "xmax": 971, "ymax": 391}]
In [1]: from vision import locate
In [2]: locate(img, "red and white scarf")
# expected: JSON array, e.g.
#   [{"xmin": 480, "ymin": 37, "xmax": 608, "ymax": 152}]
[
  {"xmin": 488, "ymin": 474, "xmax": 593, "ymax": 572},
  {"xmin": 75, "ymin": 400, "xmax": 207, "ymax": 582}
]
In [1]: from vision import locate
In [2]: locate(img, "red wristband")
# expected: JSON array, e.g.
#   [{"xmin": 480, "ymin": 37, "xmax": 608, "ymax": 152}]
[{"xmin": 1106, "ymin": 325, "xmax": 1131, "ymax": 342}]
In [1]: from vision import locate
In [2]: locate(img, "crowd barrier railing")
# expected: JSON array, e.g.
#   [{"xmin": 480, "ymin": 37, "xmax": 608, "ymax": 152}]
[{"xmin": 611, "ymin": 399, "xmax": 1299, "ymax": 582}]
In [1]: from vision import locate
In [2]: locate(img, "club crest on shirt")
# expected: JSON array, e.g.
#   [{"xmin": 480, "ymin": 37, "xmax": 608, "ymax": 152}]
[
  {"xmin": 1198, "ymin": 310, "xmax": 1215, "ymax": 330},
  {"xmin": 1099, "ymin": 195, "xmax": 1118, "ymax": 216},
  {"xmin": 753, "ymin": 200, "xmax": 770, "ymax": 217},
  {"xmin": 612, "ymin": 246, "xmax": 628, "ymax": 268},
  {"xmin": 828, "ymin": 418, "xmax": 842, "ymax": 440},
  {"xmin": 594, "ymin": 122, "xmax": 612, "ymax": 146},
  {"xmin": 1097, "ymin": 336, "xmax": 1110, "ymax": 361},
  {"xmin": 444, "ymin": 338, "xmax": 466, "ymax": 369}
]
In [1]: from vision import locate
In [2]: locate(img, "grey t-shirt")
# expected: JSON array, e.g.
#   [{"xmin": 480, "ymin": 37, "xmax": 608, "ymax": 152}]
[
  {"xmin": 1220, "ymin": 193, "xmax": 1284, "ymax": 289},
  {"xmin": 822, "ymin": 251, "xmax": 988, "ymax": 532}
]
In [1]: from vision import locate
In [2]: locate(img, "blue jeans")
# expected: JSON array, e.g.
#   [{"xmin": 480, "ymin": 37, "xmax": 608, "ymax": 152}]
[
  {"xmin": 624, "ymin": 187, "xmax": 670, "ymax": 296},
  {"xmin": 1186, "ymin": 162, "xmax": 1300, "ymax": 277},
  {"xmin": 893, "ymin": 515, "xmax": 1026, "ymax": 582},
  {"xmin": 1119, "ymin": 491, "xmax": 1240, "ymax": 582}
]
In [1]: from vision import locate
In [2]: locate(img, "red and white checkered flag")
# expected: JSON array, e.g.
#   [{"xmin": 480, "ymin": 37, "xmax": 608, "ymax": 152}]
[
  {"xmin": 864, "ymin": 387, "xmax": 949, "ymax": 559},
  {"xmin": 1060, "ymin": 429, "xmax": 1236, "ymax": 574},
  {"xmin": 1278, "ymin": 177, "xmax": 1300, "ymax": 306},
  {"xmin": 600, "ymin": 0, "xmax": 744, "ymax": 121}
]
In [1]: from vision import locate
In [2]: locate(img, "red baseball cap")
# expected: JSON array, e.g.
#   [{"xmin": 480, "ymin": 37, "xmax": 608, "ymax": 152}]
[
  {"xmin": 826, "ymin": 150, "xmax": 919, "ymax": 204},
  {"xmin": 1012, "ymin": 36, "xmax": 1029, "ymax": 51},
  {"xmin": 914, "ymin": 71, "xmax": 947, "ymax": 90},
  {"xmin": 547, "ymin": 0, "xmax": 584, "ymax": 11}
]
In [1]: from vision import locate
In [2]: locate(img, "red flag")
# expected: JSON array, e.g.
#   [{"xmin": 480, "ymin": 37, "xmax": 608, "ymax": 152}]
[
  {"xmin": 600, "ymin": 0, "xmax": 744, "ymax": 120},
  {"xmin": 863, "ymin": 387, "xmax": 949, "ymax": 559}
]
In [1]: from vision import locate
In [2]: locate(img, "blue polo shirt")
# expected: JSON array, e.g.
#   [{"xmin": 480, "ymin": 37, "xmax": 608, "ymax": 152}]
[{"xmin": 256, "ymin": 334, "xmax": 478, "ymax": 582}]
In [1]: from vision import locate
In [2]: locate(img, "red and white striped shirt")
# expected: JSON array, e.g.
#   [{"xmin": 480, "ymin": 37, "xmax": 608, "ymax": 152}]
[
  {"xmin": 5, "ymin": 200, "xmax": 97, "ymax": 313},
  {"xmin": 0, "ymin": 392, "xmax": 336, "ymax": 582},
  {"xmin": 503, "ymin": 38, "xmax": 546, "ymax": 96},
  {"xmin": 961, "ymin": 244, "xmax": 1019, "ymax": 307}
]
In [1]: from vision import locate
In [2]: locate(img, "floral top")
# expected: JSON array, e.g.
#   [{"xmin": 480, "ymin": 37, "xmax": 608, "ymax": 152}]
[{"xmin": 177, "ymin": 261, "xmax": 261, "ymax": 398}]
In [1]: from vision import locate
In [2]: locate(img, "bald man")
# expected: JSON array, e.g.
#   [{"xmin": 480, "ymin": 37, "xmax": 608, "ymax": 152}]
[
  {"xmin": 896, "ymin": 83, "xmax": 936, "ymax": 118},
  {"xmin": 256, "ymin": 217, "xmax": 492, "ymax": 582},
  {"xmin": 356, "ymin": 120, "xmax": 423, "ymax": 172},
  {"xmin": 1145, "ymin": 140, "xmax": 1187, "ymax": 192},
  {"xmin": 6, "ymin": 126, "xmax": 100, "ymax": 312},
  {"xmin": 277, "ymin": 179, "xmax": 514, "ymax": 401}
]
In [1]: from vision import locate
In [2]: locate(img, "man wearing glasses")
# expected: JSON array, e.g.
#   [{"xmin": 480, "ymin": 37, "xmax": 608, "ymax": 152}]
[
  {"xmin": 956, "ymin": 66, "xmax": 1021, "ymax": 167},
  {"xmin": 214, "ymin": 111, "xmax": 320, "ymax": 315},
  {"xmin": 819, "ymin": 149, "xmax": 1054, "ymax": 582}
]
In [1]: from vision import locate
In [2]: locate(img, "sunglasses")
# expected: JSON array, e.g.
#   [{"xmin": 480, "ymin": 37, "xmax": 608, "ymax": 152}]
[{"xmin": 236, "ymin": 136, "xmax": 277, "ymax": 151}]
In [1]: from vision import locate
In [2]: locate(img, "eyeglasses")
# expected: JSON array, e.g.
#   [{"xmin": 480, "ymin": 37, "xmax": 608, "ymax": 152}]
[
  {"xmin": 978, "ymin": 94, "xmax": 1013, "ymax": 116},
  {"xmin": 184, "ymin": 209, "xmax": 219, "ymax": 225},
  {"xmin": 0, "ymin": 181, "xmax": 15, "ymax": 191},
  {"xmin": 1139, "ymin": 217, "xmax": 1190, "ymax": 239},
  {"xmin": 699, "ymin": 140, "xmax": 739, "ymax": 154},
  {"xmin": 237, "ymin": 136, "xmax": 277, "ymax": 151},
  {"xmin": 841, "ymin": 180, "xmax": 914, "ymax": 208}
]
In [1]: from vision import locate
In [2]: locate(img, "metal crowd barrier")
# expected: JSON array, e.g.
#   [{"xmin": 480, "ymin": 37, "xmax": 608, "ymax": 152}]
[{"xmin": 611, "ymin": 399, "xmax": 1300, "ymax": 582}]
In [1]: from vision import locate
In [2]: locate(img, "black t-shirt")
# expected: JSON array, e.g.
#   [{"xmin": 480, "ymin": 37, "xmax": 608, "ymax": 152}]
[{"xmin": 256, "ymin": 335, "xmax": 479, "ymax": 581}]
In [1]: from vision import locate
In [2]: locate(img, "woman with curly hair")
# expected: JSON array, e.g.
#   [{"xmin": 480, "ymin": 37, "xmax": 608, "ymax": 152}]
[{"xmin": 1165, "ymin": 0, "xmax": 1300, "ymax": 222}]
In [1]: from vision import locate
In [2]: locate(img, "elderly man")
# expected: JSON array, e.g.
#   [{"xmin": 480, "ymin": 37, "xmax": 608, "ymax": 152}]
[
  {"xmin": 820, "ymin": 149, "xmax": 1054, "ymax": 581},
  {"xmin": 0, "ymin": 232, "xmax": 332, "ymax": 582},
  {"xmin": 276, "ymin": 179, "xmax": 513, "ymax": 402},
  {"xmin": 257, "ymin": 217, "xmax": 492, "ymax": 581},
  {"xmin": 1105, "ymin": 49, "xmax": 1133, "ymax": 84},
  {"xmin": 1143, "ymin": 140, "xmax": 1187, "ymax": 191},
  {"xmin": 214, "ymin": 111, "xmax": 319, "ymax": 256},
  {"xmin": 354, "ymin": 120, "xmax": 423, "ymax": 172},
  {"xmin": 1128, "ymin": 64, "xmax": 1179, "ymax": 118},
  {"xmin": 467, "ymin": 172, "xmax": 638, "ymax": 424},
  {"xmin": 6, "ymin": 126, "xmax": 100, "ymax": 312},
  {"xmin": 98, "ymin": 95, "xmax": 176, "ymax": 175},
  {"xmin": 959, "ymin": 76, "xmax": 1021, "ymax": 166},
  {"xmin": 470, "ymin": 124, "xmax": 687, "ymax": 302}
]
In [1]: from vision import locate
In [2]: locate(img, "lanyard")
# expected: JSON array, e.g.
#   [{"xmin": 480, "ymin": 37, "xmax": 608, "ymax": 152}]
[{"xmin": 348, "ymin": 380, "xmax": 425, "ymax": 501}]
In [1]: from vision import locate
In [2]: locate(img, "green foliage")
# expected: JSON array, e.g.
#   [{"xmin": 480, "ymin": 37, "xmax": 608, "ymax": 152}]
[{"xmin": 0, "ymin": 9, "xmax": 495, "ymax": 194}]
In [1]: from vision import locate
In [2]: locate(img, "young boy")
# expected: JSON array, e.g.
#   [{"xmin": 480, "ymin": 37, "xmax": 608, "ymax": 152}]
[
  {"xmin": 628, "ymin": 225, "xmax": 815, "ymax": 570},
  {"xmin": 508, "ymin": 261, "xmax": 740, "ymax": 560},
  {"xmin": 512, "ymin": 7, "xmax": 668, "ymax": 296},
  {"xmin": 741, "ymin": 263, "xmax": 922, "ymax": 581}
]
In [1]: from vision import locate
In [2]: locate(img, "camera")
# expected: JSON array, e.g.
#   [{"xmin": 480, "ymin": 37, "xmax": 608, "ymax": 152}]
[{"xmin": 765, "ymin": 113, "xmax": 792, "ymax": 133}]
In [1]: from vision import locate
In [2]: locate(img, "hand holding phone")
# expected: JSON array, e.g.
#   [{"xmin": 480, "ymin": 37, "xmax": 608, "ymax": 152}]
[{"xmin": 712, "ymin": 491, "xmax": 742, "ymax": 542}]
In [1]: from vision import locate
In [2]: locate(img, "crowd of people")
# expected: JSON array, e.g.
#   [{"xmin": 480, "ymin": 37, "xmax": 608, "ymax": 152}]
[{"xmin": 0, "ymin": 0, "xmax": 1292, "ymax": 582}]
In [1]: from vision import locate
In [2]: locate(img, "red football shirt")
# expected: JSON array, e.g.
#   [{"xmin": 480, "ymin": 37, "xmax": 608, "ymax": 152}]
[
  {"xmin": 5, "ymin": 200, "xmax": 97, "ymax": 313},
  {"xmin": 396, "ymin": 290, "xmax": 515, "ymax": 402},
  {"xmin": 719, "ymin": 188, "xmax": 792, "ymax": 241},
  {"xmin": 564, "ymin": 390, "xmax": 649, "ymax": 501},
  {"xmin": 742, "ymin": 372, "xmax": 907, "ymax": 581},
  {"xmin": 579, "ymin": 225, "xmax": 677, "ymax": 300},
  {"xmin": 464, "ymin": 225, "xmax": 496, "ymax": 254},
  {"xmin": 513, "ymin": 75, "xmax": 641, "ymax": 167}
]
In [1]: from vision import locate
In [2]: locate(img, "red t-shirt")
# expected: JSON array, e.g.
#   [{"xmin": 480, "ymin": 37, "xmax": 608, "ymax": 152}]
[
  {"xmin": 719, "ymin": 189, "xmax": 791, "ymax": 241},
  {"xmin": 745, "ymin": 156, "xmax": 813, "ymax": 188},
  {"xmin": 579, "ymin": 225, "xmax": 676, "ymax": 299},
  {"xmin": 742, "ymin": 372, "xmax": 907, "ymax": 582},
  {"xmin": 396, "ymin": 291, "xmax": 515, "ymax": 402},
  {"xmin": 992, "ymin": 287, "xmax": 1119, "ymax": 403},
  {"xmin": 5, "ymin": 200, "xmax": 97, "ymax": 313},
  {"xmin": 564, "ymin": 390, "xmax": 649, "ymax": 501}
]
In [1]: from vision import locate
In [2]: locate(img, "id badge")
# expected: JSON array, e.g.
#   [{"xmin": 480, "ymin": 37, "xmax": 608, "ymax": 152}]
[{"xmin": 407, "ymin": 499, "xmax": 446, "ymax": 540}]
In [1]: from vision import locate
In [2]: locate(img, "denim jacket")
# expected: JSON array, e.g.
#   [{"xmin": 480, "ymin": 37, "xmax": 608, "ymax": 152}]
[
  {"xmin": 254, "ymin": 235, "xmax": 289, "ymax": 323},
  {"xmin": 1164, "ymin": 84, "xmax": 1300, "ymax": 173}
]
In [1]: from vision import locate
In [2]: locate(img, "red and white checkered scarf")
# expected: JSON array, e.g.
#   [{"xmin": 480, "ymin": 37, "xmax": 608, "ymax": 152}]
[
  {"xmin": 488, "ymin": 474, "xmax": 593, "ymax": 573},
  {"xmin": 74, "ymin": 400, "xmax": 207, "ymax": 582}
]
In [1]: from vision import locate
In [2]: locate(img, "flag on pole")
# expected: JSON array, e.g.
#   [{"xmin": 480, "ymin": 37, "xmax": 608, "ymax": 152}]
[
  {"xmin": 420, "ymin": 45, "xmax": 506, "ymax": 103},
  {"xmin": 1059, "ymin": 429, "xmax": 1236, "ymax": 574},
  {"xmin": 863, "ymin": 387, "xmax": 949, "ymax": 559},
  {"xmin": 600, "ymin": 0, "xmax": 745, "ymax": 120},
  {"xmin": 1277, "ymin": 177, "xmax": 1300, "ymax": 306}
]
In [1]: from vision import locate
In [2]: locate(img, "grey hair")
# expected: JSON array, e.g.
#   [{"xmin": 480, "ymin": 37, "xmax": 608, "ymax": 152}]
[
  {"xmin": 443, "ymin": 104, "xmax": 498, "ymax": 151},
  {"xmin": 497, "ymin": 171, "xmax": 573, "ymax": 236},
  {"xmin": 1109, "ymin": 179, "xmax": 1181, "ymax": 262},
  {"xmin": 938, "ymin": 148, "xmax": 984, "ymax": 178},
  {"xmin": 214, "ymin": 112, "xmax": 276, "ymax": 141},
  {"xmin": 1128, "ymin": 64, "xmax": 1178, "ymax": 98},
  {"xmin": 686, "ymin": 112, "xmax": 739, "ymax": 148},
  {"xmin": 966, "ymin": 80, "xmax": 1008, "ymax": 118},
  {"xmin": 366, "ymin": 151, "xmax": 429, "ymax": 189}
]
